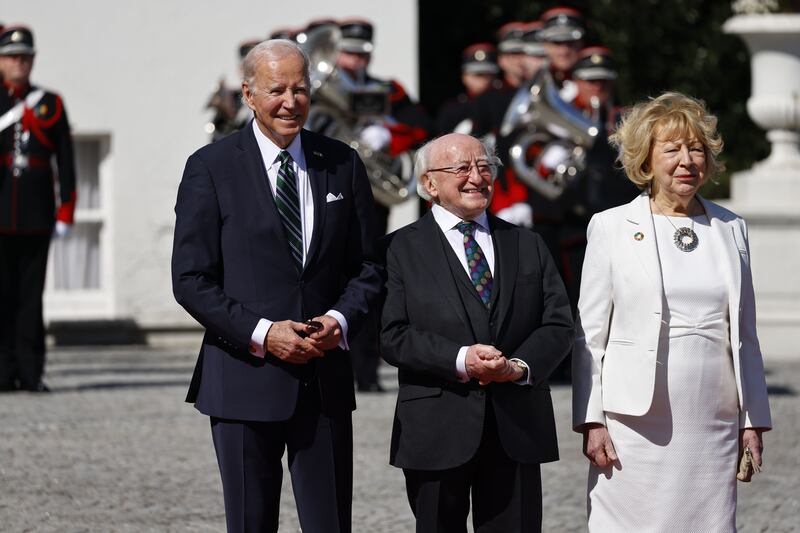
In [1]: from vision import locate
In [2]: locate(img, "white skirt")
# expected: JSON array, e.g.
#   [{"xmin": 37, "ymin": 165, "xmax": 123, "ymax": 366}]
[{"xmin": 587, "ymin": 311, "xmax": 740, "ymax": 533}]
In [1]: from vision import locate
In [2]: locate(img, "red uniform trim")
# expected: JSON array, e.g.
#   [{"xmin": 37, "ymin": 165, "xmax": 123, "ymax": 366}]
[
  {"xmin": 1, "ymin": 153, "xmax": 51, "ymax": 169},
  {"xmin": 490, "ymin": 168, "xmax": 529, "ymax": 212},
  {"xmin": 388, "ymin": 80, "xmax": 408, "ymax": 104},
  {"xmin": 22, "ymin": 102, "xmax": 59, "ymax": 151},
  {"xmin": 56, "ymin": 190, "xmax": 77, "ymax": 224},
  {"xmin": 387, "ymin": 123, "xmax": 427, "ymax": 157},
  {"xmin": 36, "ymin": 94, "xmax": 64, "ymax": 128}
]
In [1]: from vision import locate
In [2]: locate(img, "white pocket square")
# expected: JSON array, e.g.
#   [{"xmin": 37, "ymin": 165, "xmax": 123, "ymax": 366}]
[{"xmin": 326, "ymin": 192, "xmax": 344, "ymax": 203}]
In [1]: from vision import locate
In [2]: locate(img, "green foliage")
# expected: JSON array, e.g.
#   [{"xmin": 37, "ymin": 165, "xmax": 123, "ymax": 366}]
[{"xmin": 419, "ymin": 0, "xmax": 771, "ymax": 198}]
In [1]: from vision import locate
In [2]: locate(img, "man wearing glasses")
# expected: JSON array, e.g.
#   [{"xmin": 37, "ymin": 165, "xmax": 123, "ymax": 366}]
[{"xmin": 380, "ymin": 133, "xmax": 573, "ymax": 531}]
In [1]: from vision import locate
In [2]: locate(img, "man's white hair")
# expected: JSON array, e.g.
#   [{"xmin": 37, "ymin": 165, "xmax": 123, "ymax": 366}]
[
  {"xmin": 242, "ymin": 39, "xmax": 311, "ymax": 89},
  {"xmin": 414, "ymin": 135, "xmax": 500, "ymax": 201}
]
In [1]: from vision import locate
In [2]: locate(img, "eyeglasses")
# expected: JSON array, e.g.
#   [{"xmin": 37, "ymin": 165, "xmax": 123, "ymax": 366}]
[{"xmin": 427, "ymin": 162, "xmax": 497, "ymax": 179}]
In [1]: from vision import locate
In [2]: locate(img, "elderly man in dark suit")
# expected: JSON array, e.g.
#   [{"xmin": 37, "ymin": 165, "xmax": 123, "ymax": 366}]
[
  {"xmin": 380, "ymin": 133, "xmax": 573, "ymax": 532},
  {"xmin": 172, "ymin": 39, "xmax": 381, "ymax": 533}
]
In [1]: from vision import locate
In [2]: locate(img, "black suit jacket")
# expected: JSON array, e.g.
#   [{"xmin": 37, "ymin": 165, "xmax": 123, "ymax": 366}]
[
  {"xmin": 172, "ymin": 124, "xmax": 382, "ymax": 421},
  {"xmin": 380, "ymin": 212, "xmax": 573, "ymax": 470}
]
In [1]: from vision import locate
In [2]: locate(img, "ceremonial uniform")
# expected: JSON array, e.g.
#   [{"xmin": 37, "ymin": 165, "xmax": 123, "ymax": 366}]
[
  {"xmin": 513, "ymin": 8, "xmax": 588, "ymax": 275},
  {"xmin": 0, "ymin": 26, "xmax": 76, "ymax": 391},
  {"xmin": 336, "ymin": 19, "xmax": 433, "ymax": 391},
  {"xmin": 539, "ymin": 47, "xmax": 638, "ymax": 309},
  {"xmin": 539, "ymin": 7, "xmax": 585, "ymax": 97},
  {"xmin": 470, "ymin": 23, "xmax": 532, "ymax": 225}
]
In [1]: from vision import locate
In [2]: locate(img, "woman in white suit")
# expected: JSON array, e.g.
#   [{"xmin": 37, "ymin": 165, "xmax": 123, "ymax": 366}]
[{"xmin": 572, "ymin": 92, "xmax": 772, "ymax": 532}]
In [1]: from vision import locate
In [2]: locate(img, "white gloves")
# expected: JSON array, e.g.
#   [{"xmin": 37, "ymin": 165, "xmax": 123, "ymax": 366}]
[
  {"xmin": 539, "ymin": 143, "xmax": 572, "ymax": 172},
  {"xmin": 359, "ymin": 124, "xmax": 392, "ymax": 152},
  {"xmin": 54, "ymin": 221, "xmax": 71, "ymax": 238},
  {"xmin": 496, "ymin": 202, "xmax": 534, "ymax": 228}
]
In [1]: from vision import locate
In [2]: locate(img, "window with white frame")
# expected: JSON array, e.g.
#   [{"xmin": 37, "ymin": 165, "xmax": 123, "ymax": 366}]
[{"xmin": 44, "ymin": 134, "xmax": 112, "ymax": 320}]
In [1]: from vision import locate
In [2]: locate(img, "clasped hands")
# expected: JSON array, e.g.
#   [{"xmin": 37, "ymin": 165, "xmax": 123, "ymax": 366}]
[
  {"xmin": 264, "ymin": 315, "xmax": 341, "ymax": 364},
  {"xmin": 465, "ymin": 344, "xmax": 524, "ymax": 385}
]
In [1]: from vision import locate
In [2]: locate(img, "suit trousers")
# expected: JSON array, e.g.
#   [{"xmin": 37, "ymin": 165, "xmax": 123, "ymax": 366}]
[
  {"xmin": 403, "ymin": 401, "xmax": 543, "ymax": 533},
  {"xmin": 210, "ymin": 378, "xmax": 353, "ymax": 533},
  {"xmin": 0, "ymin": 234, "xmax": 50, "ymax": 390}
]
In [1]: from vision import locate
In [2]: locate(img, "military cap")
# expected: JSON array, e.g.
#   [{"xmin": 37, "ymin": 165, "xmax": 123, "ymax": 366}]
[
  {"xmin": 0, "ymin": 25, "xmax": 36, "ymax": 56},
  {"xmin": 238, "ymin": 39, "xmax": 261, "ymax": 60},
  {"xmin": 338, "ymin": 19, "xmax": 374, "ymax": 54},
  {"xmin": 461, "ymin": 43, "xmax": 500, "ymax": 75},
  {"xmin": 522, "ymin": 21, "xmax": 546, "ymax": 57},
  {"xmin": 497, "ymin": 22, "xmax": 527, "ymax": 54},
  {"xmin": 295, "ymin": 18, "xmax": 337, "ymax": 45},
  {"xmin": 572, "ymin": 46, "xmax": 617, "ymax": 81},
  {"xmin": 539, "ymin": 7, "xmax": 585, "ymax": 43}
]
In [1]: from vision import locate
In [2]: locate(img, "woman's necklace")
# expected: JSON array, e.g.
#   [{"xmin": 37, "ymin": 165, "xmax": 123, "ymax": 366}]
[{"xmin": 653, "ymin": 201, "xmax": 699, "ymax": 252}]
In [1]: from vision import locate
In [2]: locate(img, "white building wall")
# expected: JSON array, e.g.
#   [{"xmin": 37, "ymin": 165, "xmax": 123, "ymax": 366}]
[{"xmin": 2, "ymin": 0, "xmax": 419, "ymax": 328}]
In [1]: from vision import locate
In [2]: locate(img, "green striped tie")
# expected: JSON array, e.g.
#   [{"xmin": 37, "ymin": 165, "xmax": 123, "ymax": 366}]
[{"xmin": 275, "ymin": 151, "xmax": 303, "ymax": 269}]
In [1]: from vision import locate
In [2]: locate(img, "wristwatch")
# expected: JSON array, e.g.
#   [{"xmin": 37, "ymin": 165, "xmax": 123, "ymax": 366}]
[{"xmin": 510, "ymin": 359, "xmax": 529, "ymax": 382}]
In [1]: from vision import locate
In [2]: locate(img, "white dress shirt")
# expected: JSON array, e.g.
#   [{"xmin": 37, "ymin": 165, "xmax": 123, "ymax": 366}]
[
  {"xmin": 248, "ymin": 122, "xmax": 348, "ymax": 357},
  {"xmin": 430, "ymin": 204, "xmax": 530, "ymax": 384}
]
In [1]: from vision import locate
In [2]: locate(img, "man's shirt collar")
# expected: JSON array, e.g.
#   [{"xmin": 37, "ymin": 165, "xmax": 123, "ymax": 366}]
[
  {"xmin": 252, "ymin": 121, "xmax": 304, "ymax": 167},
  {"xmin": 431, "ymin": 204, "xmax": 490, "ymax": 233}
]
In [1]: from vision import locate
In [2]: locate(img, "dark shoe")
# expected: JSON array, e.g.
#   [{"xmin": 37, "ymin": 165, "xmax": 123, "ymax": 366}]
[{"xmin": 22, "ymin": 381, "xmax": 50, "ymax": 393}]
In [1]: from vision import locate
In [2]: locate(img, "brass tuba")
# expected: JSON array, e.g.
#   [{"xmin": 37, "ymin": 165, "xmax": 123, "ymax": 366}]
[
  {"xmin": 502, "ymin": 68, "xmax": 600, "ymax": 200},
  {"xmin": 300, "ymin": 24, "xmax": 416, "ymax": 207}
]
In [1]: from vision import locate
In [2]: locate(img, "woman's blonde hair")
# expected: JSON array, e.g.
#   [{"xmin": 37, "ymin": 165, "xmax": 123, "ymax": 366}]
[{"xmin": 609, "ymin": 91, "xmax": 724, "ymax": 189}]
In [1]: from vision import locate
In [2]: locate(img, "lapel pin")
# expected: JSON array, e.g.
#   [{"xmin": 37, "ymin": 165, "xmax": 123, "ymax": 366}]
[
  {"xmin": 634, "ymin": 231, "xmax": 644, "ymax": 241},
  {"xmin": 313, "ymin": 150, "xmax": 323, "ymax": 158}
]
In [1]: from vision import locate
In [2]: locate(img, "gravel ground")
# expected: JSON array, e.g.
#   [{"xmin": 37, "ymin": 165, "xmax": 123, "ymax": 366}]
[{"xmin": 0, "ymin": 346, "xmax": 796, "ymax": 532}]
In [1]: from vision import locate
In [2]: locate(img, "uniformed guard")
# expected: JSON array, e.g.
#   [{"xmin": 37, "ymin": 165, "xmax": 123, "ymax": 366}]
[
  {"xmin": 0, "ymin": 25, "xmax": 77, "ymax": 392},
  {"xmin": 471, "ymin": 21, "xmax": 536, "ymax": 228},
  {"xmin": 521, "ymin": 21, "xmax": 548, "ymax": 81},
  {"xmin": 307, "ymin": 18, "xmax": 433, "ymax": 392},
  {"xmin": 334, "ymin": 17, "xmax": 433, "ymax": 196},
  {"xmin": 539, "ymin": 6, "xmax": 585, "ymax": 101},
  {"xmin": 471, "ymin": 21, "xmax": 529, "ymax": 136},
  {"xmin": 532, "ymin": 45, "xmax": 638, "ymax": 317},
  {"xmin": 567, "ymin": 46, "xmax": 639, "ymax": 220},
  {"xmin": 435, "ymin": 43, "xmax": 499, "ymax": 135}
]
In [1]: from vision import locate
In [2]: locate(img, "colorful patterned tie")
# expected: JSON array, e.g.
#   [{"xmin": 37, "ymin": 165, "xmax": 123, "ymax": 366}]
[
  {"xmin": 275, "ymin": 151, "xmax": 303, "ymax": 270},
  {"xmin": 456, "ymin": 221, "xmax": 493, "ymax": 307}
]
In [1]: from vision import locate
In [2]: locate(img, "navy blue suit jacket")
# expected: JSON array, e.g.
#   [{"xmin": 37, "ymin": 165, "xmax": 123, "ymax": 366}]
[{"xmin": 172, "ymin": 124, "xmax": 381, "ymax": 421}]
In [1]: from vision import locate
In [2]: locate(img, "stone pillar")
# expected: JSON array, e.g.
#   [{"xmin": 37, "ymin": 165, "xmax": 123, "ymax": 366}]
[{"xmin": 724, "ymin": 14, "xmax": 800, "ymax": 360}]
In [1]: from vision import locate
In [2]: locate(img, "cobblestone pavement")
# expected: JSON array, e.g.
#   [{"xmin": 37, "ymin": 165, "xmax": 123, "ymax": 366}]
[{"xmin": 0, "ymin": 346, "xmax": 797, "ymax": 532}]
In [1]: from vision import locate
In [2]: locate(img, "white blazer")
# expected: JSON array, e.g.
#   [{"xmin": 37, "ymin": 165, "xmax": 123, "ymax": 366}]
[{"xmin": 572, "ymin": 193, "xmax": 772, "ymax": 430}]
